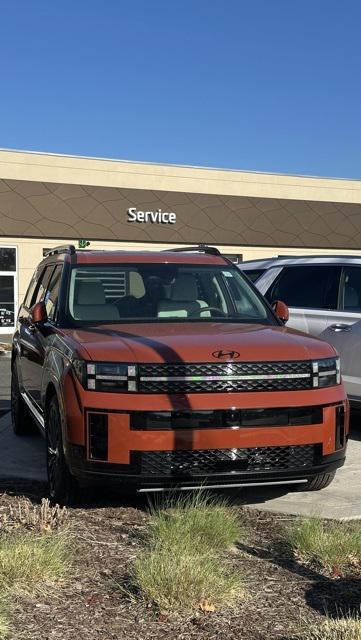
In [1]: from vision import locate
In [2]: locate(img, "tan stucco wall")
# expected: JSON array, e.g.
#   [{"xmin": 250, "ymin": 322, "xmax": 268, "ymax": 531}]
[{"xmin": 1, "ymin": 148, "xmax": 361, "ymax": 204}]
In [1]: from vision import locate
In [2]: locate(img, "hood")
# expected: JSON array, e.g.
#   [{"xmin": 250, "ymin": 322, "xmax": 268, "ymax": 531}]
[{"xmin": 60, "ymin": 322, "xmax": 336, "ymax": 363}]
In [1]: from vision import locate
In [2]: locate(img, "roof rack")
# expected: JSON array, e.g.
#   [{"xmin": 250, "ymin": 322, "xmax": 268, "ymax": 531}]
[
  {"xmin": 44, "ymin": 244, "xmax": 76, "ymax": 258},
  {"xmin": 163, "ymin": 244, "xmax": 222, "ymax": 257}
]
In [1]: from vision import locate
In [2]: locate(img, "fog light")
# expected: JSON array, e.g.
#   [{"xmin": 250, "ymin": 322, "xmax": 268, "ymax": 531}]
[{"xmin": 335, "ymin": 406, "xmax": 345, "ymax": 450}]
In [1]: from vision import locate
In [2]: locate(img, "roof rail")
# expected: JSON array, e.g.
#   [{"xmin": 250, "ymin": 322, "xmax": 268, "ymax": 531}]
[
  {"xmin": 163, "ymin": 244, "xmax": 222, "ymax": 257},
  {"xmin": 44, "ymin": 244, "xmax": 76, "ymax": 258}
]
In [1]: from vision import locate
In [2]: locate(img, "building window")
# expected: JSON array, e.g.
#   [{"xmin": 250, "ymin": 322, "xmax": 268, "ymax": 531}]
[
  {"xmin": 0, "ymin": 247, "xmax": 17, "ymax": 330},
  {"xmin": 0, "ymin": 247, "xmax": 16, "ymax": 271},
  {"xmin": 224, "ymin": 254, "xmax": 243, "ymax": 264}
]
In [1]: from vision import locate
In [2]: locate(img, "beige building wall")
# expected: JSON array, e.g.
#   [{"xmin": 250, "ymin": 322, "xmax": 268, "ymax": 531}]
[{"xmin": 1, "ymin": 149, "xmax": 361, "ymax": 204}]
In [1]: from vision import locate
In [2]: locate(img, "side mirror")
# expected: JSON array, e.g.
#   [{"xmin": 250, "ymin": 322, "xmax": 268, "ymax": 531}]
[
  {"xmin": 31, "ymin": 301, "xmax": 48, "ymax": 324},
  {"xmin": 272, "ymin": 300, "xmax": 289, "ymax": 324}
]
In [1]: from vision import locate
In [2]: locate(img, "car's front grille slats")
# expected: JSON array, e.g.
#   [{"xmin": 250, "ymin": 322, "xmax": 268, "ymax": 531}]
[
  {"xmin": 134, "ymin": 444, "xmax": 318, "ymax": 476},
  {"xmin": 139, "ymin": 361, "xmax": 313, "ymax": 393}
]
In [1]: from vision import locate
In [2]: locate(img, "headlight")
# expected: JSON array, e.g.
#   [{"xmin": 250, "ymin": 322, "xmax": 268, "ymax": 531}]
[
  {"xmin": 312, "ymin": 357, "xmax": 340, "ymax": 388},
  {"xmin": 72, "ymin": 360, "xmax": 138, "ymax": 392}
]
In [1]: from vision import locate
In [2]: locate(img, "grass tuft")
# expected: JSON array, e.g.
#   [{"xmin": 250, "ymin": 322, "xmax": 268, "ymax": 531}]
[
  {"xmin": 287, "ymin": 517, "xmax": 361, "ymax": 573},
  {"xmin": 297, "ymin": 614, "xmax": 361, "ymax": 639},
  {"xmin": 148, "ymin": 492, "xmax": 243, "ymax": 552},
  {"xmin": 133, "ymin": 492, "xmax": 245, "ymax": 612},
  {"xmin": 0, "ymin": 600, "xmax": 9, "ymax": 640},
  {"xmin": 135, "ymin": 544, "xmax": 242, "ymax": 611},
  {"xmin": 0, "ymin": 532, "xmax": 71, "ymax": 592}
]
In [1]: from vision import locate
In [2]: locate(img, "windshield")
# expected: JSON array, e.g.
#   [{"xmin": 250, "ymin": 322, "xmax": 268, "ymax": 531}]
[{"xmin": 66, "ymin": 263, "xmax": 275, "ymax": 324}]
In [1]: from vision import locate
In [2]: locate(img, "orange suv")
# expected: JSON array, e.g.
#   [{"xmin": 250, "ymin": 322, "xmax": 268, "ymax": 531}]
[{"xmin": 11, "ymin": 245, "xmax": 348, "ymax": 503}]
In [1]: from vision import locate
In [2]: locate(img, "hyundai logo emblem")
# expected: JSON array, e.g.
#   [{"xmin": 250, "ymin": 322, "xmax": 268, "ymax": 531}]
[{"xmin": 212, "ymin": 350, "xmax": 240, "ymax": 359}]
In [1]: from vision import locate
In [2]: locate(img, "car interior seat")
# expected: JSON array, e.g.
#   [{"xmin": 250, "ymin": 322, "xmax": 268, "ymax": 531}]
[
  {"xmin": 157, "ymin": 274, "xmax": 210, "ymax": 317},
  {"xmin": 73, "ymin": 279, "xmax": 120, "ymax": 320}
]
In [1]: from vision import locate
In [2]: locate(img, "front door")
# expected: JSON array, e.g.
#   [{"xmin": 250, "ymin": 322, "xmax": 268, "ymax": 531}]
[
  {"xmin": 0, "ymin": 246, "xmax": 17, "ymax": 334},
  {"xmin": 19, "ymin": 264, "xmax": 55, "ymax": 407},
  {"xmin": 263, "ymin": 265, "xmax": 341, "ymax": 337}
]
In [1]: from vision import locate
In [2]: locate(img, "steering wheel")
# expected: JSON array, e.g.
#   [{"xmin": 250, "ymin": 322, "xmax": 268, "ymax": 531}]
[{"xmin": 189, "ymin": 306, "xmax": 227, "ymax": 317}]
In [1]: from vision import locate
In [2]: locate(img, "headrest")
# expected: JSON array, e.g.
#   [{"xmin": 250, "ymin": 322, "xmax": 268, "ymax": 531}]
[
  {"xmin": 171, "ymin": 275, "xmax": 198, "ymax": 301},
  {"xmin": 76, "ymin": 280, "xmax": 105, "ymax": 305}
]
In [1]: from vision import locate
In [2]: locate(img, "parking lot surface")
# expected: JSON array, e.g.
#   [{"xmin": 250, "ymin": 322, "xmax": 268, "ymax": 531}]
[{"xmin": 0, "ymin": 353, "xmax": 360, "ymax": 519}]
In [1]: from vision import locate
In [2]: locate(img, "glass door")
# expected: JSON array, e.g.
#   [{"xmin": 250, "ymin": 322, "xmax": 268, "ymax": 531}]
[{"xmin": 0, "ymin": 246, "xmax": 17, "ymax": 333}]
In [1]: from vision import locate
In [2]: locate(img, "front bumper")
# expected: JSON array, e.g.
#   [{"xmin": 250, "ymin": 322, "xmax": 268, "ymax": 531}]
[
  {"xmin": 64, "ymin": 381, "xmax": 349, "ymax": 491},
  {"xmin": 68, "ymin": 444, "xmax": 347, "ymax": 491}
]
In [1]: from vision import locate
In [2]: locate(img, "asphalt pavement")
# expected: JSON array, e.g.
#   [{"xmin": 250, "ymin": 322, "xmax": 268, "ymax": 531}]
[{"xmin": 0, "ymin": 352, "xmax": 360, "ymax": 519}]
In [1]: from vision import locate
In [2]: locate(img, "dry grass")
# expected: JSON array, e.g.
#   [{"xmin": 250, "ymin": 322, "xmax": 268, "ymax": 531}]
[
  {"xmin": 0, "ymin": 599, "xmax": 8, "ymax": 640},
  {"xmin": 133, "ymin": 492, "xmax": 245, "ymax": 612},
  {"xmin": 135, "ymin": 544, "xmax": 242, "ymax": 611},
  {"xmin": 287, "ymin": 517, "xmax": 361, "ymax": 573},
  {"xmin": 148, "ymin": 492, "xmax": 243, "ymax": 552},
  {"xmin": 297, "ymin": 614, "xmax": 361, "ymax": 639},
  {"xmin": 0, "ymin": 498, "xmax": 68, "ymax": 534},
  {"xmin": 0, "ymin": 532, "xmax": 71, "ymax": 592}
]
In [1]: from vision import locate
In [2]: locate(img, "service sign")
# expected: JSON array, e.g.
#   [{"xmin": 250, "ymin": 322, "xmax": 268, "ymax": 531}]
[{"xmin": 127, "ymin": 207, "xmax": 176, "ymax": 224}]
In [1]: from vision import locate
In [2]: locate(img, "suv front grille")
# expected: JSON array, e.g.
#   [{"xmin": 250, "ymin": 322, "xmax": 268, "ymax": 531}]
[
  {"xmin": 139, "ymin": 361, "xmax": 313, "ymax": 393},
  {"xmin": 134, "ymin": 445, "xmax": 318, "ymax": 476}
]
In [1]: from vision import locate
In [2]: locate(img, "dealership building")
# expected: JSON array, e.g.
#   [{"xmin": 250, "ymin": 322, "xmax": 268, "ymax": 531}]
[{"xmin": 1, "ymin": 147, "xmax": 361, "ymax": 335}]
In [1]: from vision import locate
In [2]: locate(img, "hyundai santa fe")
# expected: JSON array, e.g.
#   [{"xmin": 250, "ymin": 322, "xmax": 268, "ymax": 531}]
[{"xmin": 11, "ymin": 245, "xmax": 348, "ymax": 504}]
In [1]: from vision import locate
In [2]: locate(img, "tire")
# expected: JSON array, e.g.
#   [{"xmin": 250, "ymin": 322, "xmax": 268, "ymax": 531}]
[
  {"xmin": 303, "ymin": 471, "xmax": 336, "ymax": 491},
  {"xmin": 11, "ymin": 364, "xmax": 35, "ymax": 436},
  {"xmin": 46, "ymin": 395, "xmax": 78, "ymax": 506}
]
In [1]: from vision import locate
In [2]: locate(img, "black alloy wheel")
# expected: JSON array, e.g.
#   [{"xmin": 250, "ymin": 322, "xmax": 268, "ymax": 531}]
[{"xmin": 46, "ymin": 395, "xmax": 78, "ymax": 505}]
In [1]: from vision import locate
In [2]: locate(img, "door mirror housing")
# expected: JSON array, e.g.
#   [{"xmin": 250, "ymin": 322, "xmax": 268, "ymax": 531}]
[
  {"xmin": 31, "ymin": 301, "xmax": 48, "ymax": 324},
  {"xmin": 272, "ymin": 300, "xmax": 289, "ymax": 324}
]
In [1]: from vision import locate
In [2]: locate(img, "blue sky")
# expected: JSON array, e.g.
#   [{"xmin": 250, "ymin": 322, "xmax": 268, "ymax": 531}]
[{"xmin": 0, "ymin": 1, "xmax": 360, "ymax": 178}]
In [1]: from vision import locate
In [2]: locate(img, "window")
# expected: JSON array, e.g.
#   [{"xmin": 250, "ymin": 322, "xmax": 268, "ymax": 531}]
[
  {"xmin": 0, "ymin": 276, "xmax": 15, "ymax": 327},
  {"xmin": 265, "ymin": 266, "xmax": 341, "ymax": 310},
  {"xmin": 45, "ymin": 266, "xmax": 63, "ymax": 321},
  {"xmin": 67, "ymin": 263, "xmax": 275, "ymax": 324},
  {"xmin": 33, "ymin": 266, "xmax": 56, "ymax": 306},
  {"xmin": 0, "ymin": 247, "xmax": 16, "ymax": 271},
  {"xmin": 340, "ymin": 266, "xmax": 361, "ymax": 312},
  {"xmin": 23, "ymin": 273, "xmax": 38, "ymax": 309},
  {"xmin": 244, "ymin": 269, "xmax": 266, "ymax": 283},
  {"xmin": 224, "ymin": 254, "xmax": 243, "ymax": 264}
]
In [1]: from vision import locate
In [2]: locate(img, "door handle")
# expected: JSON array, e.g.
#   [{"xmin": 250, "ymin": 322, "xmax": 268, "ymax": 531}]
[{"xmin": 329, "ymin": 323, "xmax": 352, "ymax": 332}]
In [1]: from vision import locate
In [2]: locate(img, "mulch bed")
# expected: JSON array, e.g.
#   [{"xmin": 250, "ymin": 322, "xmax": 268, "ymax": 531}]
[{"xmin": 0, "ymin": 484, "xmax": 360, "ymax": 640}]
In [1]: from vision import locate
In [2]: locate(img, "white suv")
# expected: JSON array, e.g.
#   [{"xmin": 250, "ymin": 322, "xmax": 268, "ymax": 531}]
[{"xmin": 239, "ymin": 255, "xmax": 361, "ymax": 406}]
